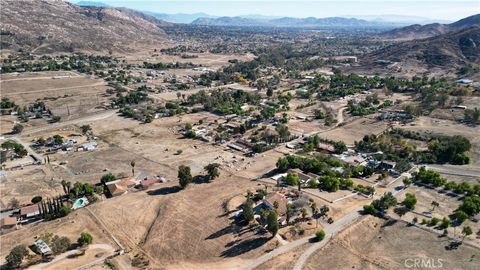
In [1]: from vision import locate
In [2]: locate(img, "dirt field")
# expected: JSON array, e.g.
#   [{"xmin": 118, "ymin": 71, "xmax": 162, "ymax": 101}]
[
  {"xmin": 0, "ymin": 71, "xmax": 110, "ymax": 118},
  {"xmin": 390, "ymin": 185, "xmax": 479, "ymax": 244},
  {"xmin": 318, "ymin": 116, "xmax": 389, "ymax": 145},
  {"xmin": 304, "ymin": 216, "xmax": 480, "ymax": 270},
  {"xmin": 88, "ymin": 173, "xmax": 278, "ymax": 268},
  {"xmin": 255, "ymin": 243, "xmax": 309, "ymax": 270}
]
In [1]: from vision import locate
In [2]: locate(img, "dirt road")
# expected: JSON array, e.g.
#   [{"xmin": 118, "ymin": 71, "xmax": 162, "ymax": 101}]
[{"xmin": 26, "ymin": 244, "xmax": 115, "ymax": 270}]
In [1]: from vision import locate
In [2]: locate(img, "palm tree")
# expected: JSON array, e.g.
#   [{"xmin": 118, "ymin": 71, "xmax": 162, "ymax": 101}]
[{"xmin": 130, "ymin": 160, "xmax": 136, "ymax": 177}]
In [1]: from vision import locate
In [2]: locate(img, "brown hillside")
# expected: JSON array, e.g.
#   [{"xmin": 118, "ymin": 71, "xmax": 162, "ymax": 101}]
[{"xmin": 0, "ymin": 0, "xmax": 170, "ymax": 53}]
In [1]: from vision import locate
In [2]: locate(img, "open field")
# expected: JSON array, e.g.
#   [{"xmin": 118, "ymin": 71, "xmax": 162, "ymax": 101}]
[
  {"xmin": 391, "ymin": 185, "xmax": 480, "ymax": 244},
  {"xmin": 304, "ymin": 216, "xmax": 480, "ymax": 270},
  {"xmin": 318, "ymin": 116, "xmax": 389, "ymax": 145},
  {"xmin": 0, "ymin": 71, "xmax": 110, "ymax": 118}
]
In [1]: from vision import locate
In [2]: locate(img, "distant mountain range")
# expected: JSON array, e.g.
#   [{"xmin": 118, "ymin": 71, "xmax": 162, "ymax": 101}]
[
  {"xmin": 190, "ymin": 16, "xmax": 396, "ymax": 29},
  {"xmin": 380, "ymin": 14, "xmax": 480, "ymax": 40}
]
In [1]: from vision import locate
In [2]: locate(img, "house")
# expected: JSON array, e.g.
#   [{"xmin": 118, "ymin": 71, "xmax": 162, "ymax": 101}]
[
  {"xmin": 379, "ymin": 161, "xmax": 396, "ymax": 170},
  {"xmin": 1, "ymin": 216, "xmax": 17, "ymax": 230},
  {"xmin": 227, "ymin": 143, "xmax": 248, "ymax": 153},
  {"xmin": 106, "ymin": 178, "xmax": 137, "ymax": 197},
  {"xmin": 261, "ymin": 192, "xmax": 288, "ymax": 215},
  {"xmin": 140, "ymin": 178, "xmax": 158, "ymax": 190},
  {"xmin": 20, "ymin": 204, "xmax": 40, "ymax": 219},
  {"xmin": 78, "ymin": 141, "xmax": 97, "ymax": 151},
  {"xmin": 34, "ymin": 239, "xmax": 52, "ymax": 255}
]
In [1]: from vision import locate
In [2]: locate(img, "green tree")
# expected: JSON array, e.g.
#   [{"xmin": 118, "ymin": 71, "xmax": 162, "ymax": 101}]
[
  {"xmin": 204, "ymin": 163, "xmax": 220, "ymax": 181},
  {"xmin": 462, "ymin": 226, "xmax": 473, "ymax": 241},
  {"xmin": 5, "ymin": 245, "xmax": 28, "ymax": 267},
  {"xmin": 315, "ymin": 230, "xmax": 326, "ymax": 241},
  {"xmin": 439, "ymin": 217, "xmax": 451, "ymax": 229},
  {"xmin": 78, "ymin": 232, "xmax": 93, "ymax": 246},
  {"xmin": 243, "ymin": 198, "xmax": 254, "ymax": 223},
  {"xmin": 12, "ymin": 124, "xmax": 24, "ymax": 134},
  {"xmin": 285, "ymin": 172, "xmax": 300, "ymax": 186},
  {"xmin": 266, "ymin": 210, "xmax": 279, "ymax": 237},
  {"xmin": 363, "ymin": 204, "xmax": 376, "ymax": 215},
  {"xmin": 101, "ymin": 173, "xmax": 116, "ymax": 183},
  {"xmin": 402, "ymin": 193, "xmax": 417, "ymax": 210},
  {"xmin": 454, "ymin": 210, "xmax": 469, "ymax": 225},
  {"xmin": 58, "ymin": 205, "xmax": 72, "ymax": 217},
  {"xmin": 80, "ymin": 125, "xmax": 92, "ymax": 135},
  {"xmin": 51, "ymin": 236, "xmax": 71, "ymax": 254},
  {"xmin": 402, "ymin": 178, "xmax": 412, "ymax": 187},
  {"xmin": 31, "ymin": 196, "xmax": 43, "ymax": 204},
  {"xmin": 53, "ymin": 134, "xmax": 64, "ymax": 145},
  {"xmin": 178, "ymin": 165, "xmax": 193, "ymax": 189}
]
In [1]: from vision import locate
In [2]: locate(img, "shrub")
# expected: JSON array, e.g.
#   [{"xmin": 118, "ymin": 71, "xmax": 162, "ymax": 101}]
[
  {"xmin": 78, "ymin": 232, "xmax": 93, "ymax": 246},
  {"xmin": 315, "ymin": 230, "xmax": 326, "ymax": 241}
]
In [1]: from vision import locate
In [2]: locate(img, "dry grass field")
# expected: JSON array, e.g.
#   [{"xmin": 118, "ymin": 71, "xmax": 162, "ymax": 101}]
[
  {"xmin": 0, "ymin": 71, "xmax": 110, "ymax": 118},
  {"xmin": 0, "ymin": 208, "xmax": 115, "ymax": 263},
  {"xmin": 304, "ymin": 216, "xmax": 480, "ymax": 270}
]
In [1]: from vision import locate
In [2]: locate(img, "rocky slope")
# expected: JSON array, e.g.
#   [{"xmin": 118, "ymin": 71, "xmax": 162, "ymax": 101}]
[{"xmin": 0, "ymin": 0, "xmax": 170, "ymax": 53}]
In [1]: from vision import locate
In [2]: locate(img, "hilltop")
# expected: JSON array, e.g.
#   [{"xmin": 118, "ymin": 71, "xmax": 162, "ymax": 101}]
[
  {"xmin": 0, "ymin": 0, "xmax": 170, "ymax": 53},
  {"xmin": 380, "ymin": 14, "xmax": 480, "ymax": 40},
  {"xmin": 365, "ymin": 25, "xmax": 480, "ymax": 75}
]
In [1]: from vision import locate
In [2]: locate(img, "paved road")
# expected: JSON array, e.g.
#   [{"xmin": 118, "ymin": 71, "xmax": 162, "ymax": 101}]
[{"xmin": 26, "ymin": 244, "xmax": 115, "ymax": 270}]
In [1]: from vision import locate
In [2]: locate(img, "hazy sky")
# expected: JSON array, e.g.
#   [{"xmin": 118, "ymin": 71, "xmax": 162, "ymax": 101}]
[{"xmin": 73, "ymin": 0, "xmax": 480, "ymax": 21}]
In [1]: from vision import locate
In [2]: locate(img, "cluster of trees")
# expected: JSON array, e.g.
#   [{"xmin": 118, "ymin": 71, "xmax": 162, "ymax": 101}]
[
  {"xmin": 1, "ymin": 140, "xmax": 28, "ymax": 158},
  {"xmin": 143, "ymin": 61, "xmax": 197, "ymax": 70},
  {"xmin": 178, "ymin": 163, "xmax": 221, "ymax": 189},
  {"xmin": 355, "ymin": 131, "xmax": 471, "ymax": 166},
  {"xmin": 276, "ymin": 154, "xmax": 374, "ymax": 180},
  {"xmin": 276, "ymin": 154, "xmax": 344, "ymax": 175},
  {"xmin": 186, "ymin": 89, "xmax": 261, "ymax": 115},
  {"xmin": 38, "ymin": 196, "xmax": 71, "ymax": 220},
  {"xmin": 113, "ymin": 89, "xmax": 151, "ymax": 107},
  {"xmin": 302, "ymin": 135, "xmax": 347, "ymax": 154},
  {"xmin": 4, "ymin": 231, "xmax": 94, "ymax": 268},
  {"xmin": 1, "ymin": 54, "xmax": 116, "ymax": 74},
  {"xmin": 363, "ymin": 192, "xmax": 397, "ymax": 215},
  {"xmin": 241, "ymin": 196, "xmax": 279, "ymax": 237},
  {"xmin": 413, "ymin": 167, "xmax": 480, "ymax": 196},
  {"xmin": 347, "ymin": 95, "xmax": 392, "ymax": 116},
  {"xmin": 0, "ymin": 97, "xmax": 18, "ymax": 110}
]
